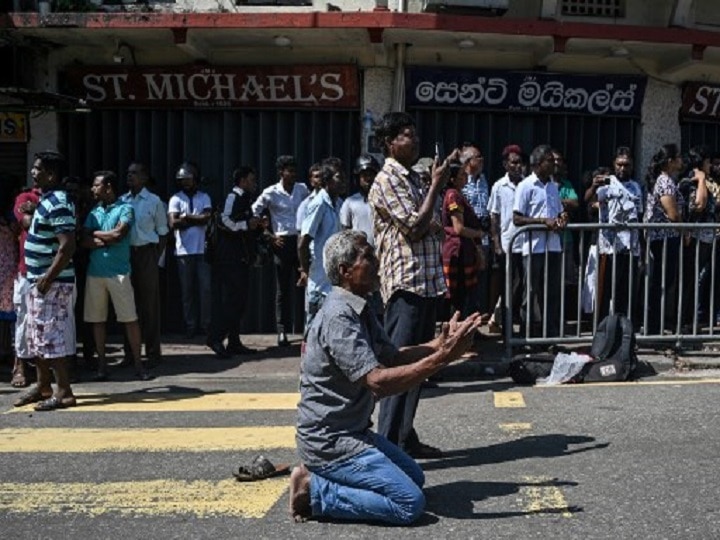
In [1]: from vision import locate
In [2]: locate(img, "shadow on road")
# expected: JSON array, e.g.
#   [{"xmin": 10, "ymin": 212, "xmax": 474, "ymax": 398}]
[
  {"xmin": 70, "ymin": 384, "xmax": 224, "ymax": 408},
  {"xmin": 422, "ymin": 434, "xmax": 609, "ymax": 471},
  {"xmin": 424, "ymin": 478, "xmax": 583, "ymax": 520},
  {"xmin": 420, "ymin": 380, "xmax": 516, "ymax": 399}
]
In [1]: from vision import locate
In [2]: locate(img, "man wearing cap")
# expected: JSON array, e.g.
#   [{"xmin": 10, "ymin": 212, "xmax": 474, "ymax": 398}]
[
  {"xmin": 340, "ymin": 154, "xmax": 380, "ymax": 246},
  {"xmin": 168, "ymin": 161, "xmax": 213, "ymax": 339},
  {"xmin": 341, "ymin": 154, "xmax": 383, "ymax": 318}
]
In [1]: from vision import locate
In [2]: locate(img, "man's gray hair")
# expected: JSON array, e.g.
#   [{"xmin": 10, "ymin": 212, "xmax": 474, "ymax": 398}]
[
  {"xmin": 323, "ymin": 230, "xmax": 368, "ymax": 286},
  {"xmin": 529, "ymin": 144, "xmax": 553, "ymax": 167}
]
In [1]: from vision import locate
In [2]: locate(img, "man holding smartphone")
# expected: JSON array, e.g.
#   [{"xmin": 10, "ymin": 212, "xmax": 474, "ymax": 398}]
[{"xmin": 368, "ymin": 112, "xmax": 452, "ymax": 459}]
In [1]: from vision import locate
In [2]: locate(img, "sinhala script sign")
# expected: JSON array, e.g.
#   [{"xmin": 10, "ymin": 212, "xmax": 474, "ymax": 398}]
[
  {"xmin": 406, "ymin": 68, "xmax": 646, "ymax": 116},
  {"xmin": 63, "ymin": 65, "xmax": 359, "ymax": 109}
]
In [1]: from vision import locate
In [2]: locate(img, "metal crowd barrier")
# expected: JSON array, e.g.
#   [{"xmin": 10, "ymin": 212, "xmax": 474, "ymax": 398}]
[{"xmin": 503, "ymin": 222, "xmax": 720, "ymax": 359}]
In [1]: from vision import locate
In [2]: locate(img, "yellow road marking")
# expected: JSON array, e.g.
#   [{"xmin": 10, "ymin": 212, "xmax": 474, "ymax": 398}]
[
  {"xmin": 499, "ymin": 422, "xmax": 532, "ymax": 433},
  {"xmin": 521, "ymin": 476, "xmax": 573, "ymax": 518},
  {"xmin": 6, "ymin": 392, "xmax": 300, "ymax": 414},
  {"xmin": 493, "ymin": 391, "xmax": 526, "ymax": 408},
  {"xmin": 0, "ymin": 478, "xmax": 288, "ymax": 518},
  {"xmin": 0, "ymin": 427, "xmax": 296, "ymax": 452},
  {"xmin": 533, "ymin": 378, "xmax": 720, "ymax": 388}
]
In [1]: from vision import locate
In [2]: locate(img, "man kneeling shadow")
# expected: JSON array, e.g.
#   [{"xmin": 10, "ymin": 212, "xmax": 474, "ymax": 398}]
[{"xmin": 422, "ymin": 434, "xmax": 609, "ymax": 471}]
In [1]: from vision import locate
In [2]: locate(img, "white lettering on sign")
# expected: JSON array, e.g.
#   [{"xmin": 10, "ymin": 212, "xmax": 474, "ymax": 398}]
[
  {"xmin": 415, "ymin": 76, "xmax": 639, "ymax": 115},
  {"xmin": 688, "ymin": 86, "xmax": 720, "ymax": 117},
  {"xmin": 145, "ymin": 74, "xmax": 175, "ymax": 100},
  {"xmin": 76, "ymin": 69, "xmax": 350, "ymax": 107}
]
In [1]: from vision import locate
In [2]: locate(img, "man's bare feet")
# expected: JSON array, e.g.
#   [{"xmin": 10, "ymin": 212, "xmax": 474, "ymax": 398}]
[{"xmin": 289, "ymin": 464, "xmax": 311, "ymax": 523}]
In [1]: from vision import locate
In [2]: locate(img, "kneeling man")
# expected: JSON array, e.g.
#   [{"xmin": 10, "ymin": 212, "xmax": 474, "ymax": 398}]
[{"xmin": 291, "ymin": 230, "xmax": 481, "ymax": 524}]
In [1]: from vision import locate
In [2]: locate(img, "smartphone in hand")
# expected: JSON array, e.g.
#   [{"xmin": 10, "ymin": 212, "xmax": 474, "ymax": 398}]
[{"xmin": 435, "ymin": 141, "xmax": 445, "ymax": 163}]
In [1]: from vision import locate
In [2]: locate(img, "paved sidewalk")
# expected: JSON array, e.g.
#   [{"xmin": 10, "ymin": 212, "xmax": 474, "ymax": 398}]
[{"xmin": 62, "ymin": 330, "xmax": 720, "ymax": 385}]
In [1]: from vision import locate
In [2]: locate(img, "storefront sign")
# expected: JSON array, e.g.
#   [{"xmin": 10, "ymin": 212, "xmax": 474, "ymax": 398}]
[
  {"xmin": 681, "ymin": 82, "xmax": 720, "ymax": 121},
  {"xmin": 63, "ymin": 65, "xmax": 359, "ymax": 109},
  {"xmin": 0, "ymin": 112, "xmax": 28, "ymax": 142},
  {"xmin": 406, "ymin": 68, "xmax": 646, "ymax": 117}
]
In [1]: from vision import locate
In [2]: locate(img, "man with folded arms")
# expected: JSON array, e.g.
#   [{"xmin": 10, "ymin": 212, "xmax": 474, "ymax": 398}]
[{"xmin": 82, "ymin": 171, "xmax": 150, "ymax": 381}]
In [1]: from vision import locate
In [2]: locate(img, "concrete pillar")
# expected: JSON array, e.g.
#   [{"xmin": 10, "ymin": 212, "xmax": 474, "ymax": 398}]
[
  {"xmin": 361, "ymin": 67, "xmax": 394, "ymax": 153},
  {"xmin": 638, "ymin": 78, "xmax": 682, "ymax": 183}
]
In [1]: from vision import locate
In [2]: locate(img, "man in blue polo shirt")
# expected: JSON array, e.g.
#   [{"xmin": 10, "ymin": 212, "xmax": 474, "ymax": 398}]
[
  {"xmin": 298, "ymin": 163, "xmax": 345, "ymax": 328},
  {"xmin": 82, "ymin": 171, "xmax": 150, "ymax": 381}
]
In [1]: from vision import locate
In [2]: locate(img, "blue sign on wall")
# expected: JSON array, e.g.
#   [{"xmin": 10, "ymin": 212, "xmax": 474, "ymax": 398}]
[{"xmin": 406, "ymin": 68, "xmax": 646, "ymax": 117}]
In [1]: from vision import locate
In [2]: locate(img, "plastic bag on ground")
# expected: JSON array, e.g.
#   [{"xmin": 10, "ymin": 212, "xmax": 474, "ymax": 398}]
[{"xmin": 536, "ymin": 352, "xmax": 593, "ymax": 385}]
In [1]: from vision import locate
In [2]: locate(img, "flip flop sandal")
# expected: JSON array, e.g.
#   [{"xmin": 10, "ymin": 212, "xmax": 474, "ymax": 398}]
[
  {"xmin": 10, "ymin": 367, "xmax": 29, "ymax": 388},
  {"xmin": 13, "ymin": 388, "xmax": 52, "ymax": 407},
  {"xmin": 33, "ymin": 396, "xmax": 77, "ymax": 412},
  {"xmin": 233, "ymin": 455, "xmax": 291, "ymax": 482}
]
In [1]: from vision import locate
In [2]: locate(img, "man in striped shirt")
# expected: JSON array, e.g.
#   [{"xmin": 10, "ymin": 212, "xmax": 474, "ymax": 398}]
[
  {"xmin": 14, "ymin": 151, "xmax": 77, "ymax": 411},
  {"xmin": 368, "ymin": 112, "xmax": 452, "ymax": 459}
]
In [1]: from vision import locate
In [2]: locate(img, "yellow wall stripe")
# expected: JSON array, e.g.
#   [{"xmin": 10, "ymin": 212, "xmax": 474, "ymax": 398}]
[
  {"xmin": 493, "ymin": 391, "xmax": 526, "ymax": 408},
  {"xmin": 0, "ymin": 426, "xmax": 296, "ymax": 453},
  {"xmin": 0, "ymin": 478, "xmax": 288, "ymax": 518},
  {"xmin": 7, "ymin": 392, "xmax": 300, "ymax": 414}
]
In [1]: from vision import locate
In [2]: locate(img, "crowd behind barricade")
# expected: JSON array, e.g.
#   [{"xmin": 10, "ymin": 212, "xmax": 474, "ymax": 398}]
[
  {"xmin": 1, "ymin": 112, "xmax": 719, "ymax": 522},
  {"xmin": 3, "ymin": 125, "xmax": 720, "ymax": 399}
]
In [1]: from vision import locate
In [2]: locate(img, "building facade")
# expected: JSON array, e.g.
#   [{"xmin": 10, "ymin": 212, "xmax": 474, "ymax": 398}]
[{"xmin": 2, "ymin": 0, "xmax": 720, "ymax": 331}]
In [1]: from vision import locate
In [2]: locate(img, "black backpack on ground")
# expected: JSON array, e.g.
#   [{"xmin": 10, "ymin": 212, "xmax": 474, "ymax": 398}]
[
  {"xmin": 507, "ymin": 351, "xmax": 555, "ymax": 385},
  {"xmin": 578, "ymin": 314, "xmax": 637, "ymax": 382}
]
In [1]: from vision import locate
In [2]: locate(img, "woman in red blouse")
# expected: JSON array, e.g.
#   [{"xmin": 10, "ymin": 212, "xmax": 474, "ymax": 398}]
[{"xmin": 441, "ymin": 162, "xmax": 486, "ymax": 316}]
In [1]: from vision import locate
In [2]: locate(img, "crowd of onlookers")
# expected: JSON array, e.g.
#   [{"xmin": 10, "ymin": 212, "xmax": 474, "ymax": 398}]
[{"xmin": 2, "ymin": 110, "xmax": 720, "ymax": 410}]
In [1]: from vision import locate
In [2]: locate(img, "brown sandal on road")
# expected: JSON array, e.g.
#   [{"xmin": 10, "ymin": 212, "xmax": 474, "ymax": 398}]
[{"xmin": 233, "ymin": 455, "xmax": 291, "ymax": 482}]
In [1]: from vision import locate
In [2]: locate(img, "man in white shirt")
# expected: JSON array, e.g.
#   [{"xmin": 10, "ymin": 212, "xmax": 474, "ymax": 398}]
[
  {"xmin": 167, "ymin": 161, "xmax": 212, "ymax": 339},
  {"xmin": 296, "ymin": 164, "xmax": 323, "ymax": 233},
  {"xmin": 252, "ymin": 155, "xmax": 309, "ymax": 347},
  {"xmin": 487, "ymin": 145, "xmax": 524, "ymax": 334},
  {"xmin": 340, "ymin": 154, "xmax": 380, "ymax": 245},
  {"xmin": 341, "ymin": 154, "xmax": 383, "ymax": 318},
  {"xmin": 513, "ymin": 144, "xmax": 567, "ymax": 338},
  {"xmin": 121, "ymin": 162, "xmax": 168, "ymax": 365}
]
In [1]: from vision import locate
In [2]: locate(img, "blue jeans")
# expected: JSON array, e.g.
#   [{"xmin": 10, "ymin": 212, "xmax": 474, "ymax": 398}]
[{"xmin": 307, "ymin": 433, "xmax": 425, "ymax": 525}]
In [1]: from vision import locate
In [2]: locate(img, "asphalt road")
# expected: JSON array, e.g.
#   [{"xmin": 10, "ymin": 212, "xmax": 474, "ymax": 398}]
[{"xmin": 1, "ymin": 344, "xmax": 719, "ymax": 539}]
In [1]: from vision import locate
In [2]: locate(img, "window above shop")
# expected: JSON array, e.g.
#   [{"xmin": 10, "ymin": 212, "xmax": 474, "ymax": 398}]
[{"xmin": 561, "ymin": 0, "xmax": 625, "ymax": 17}]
